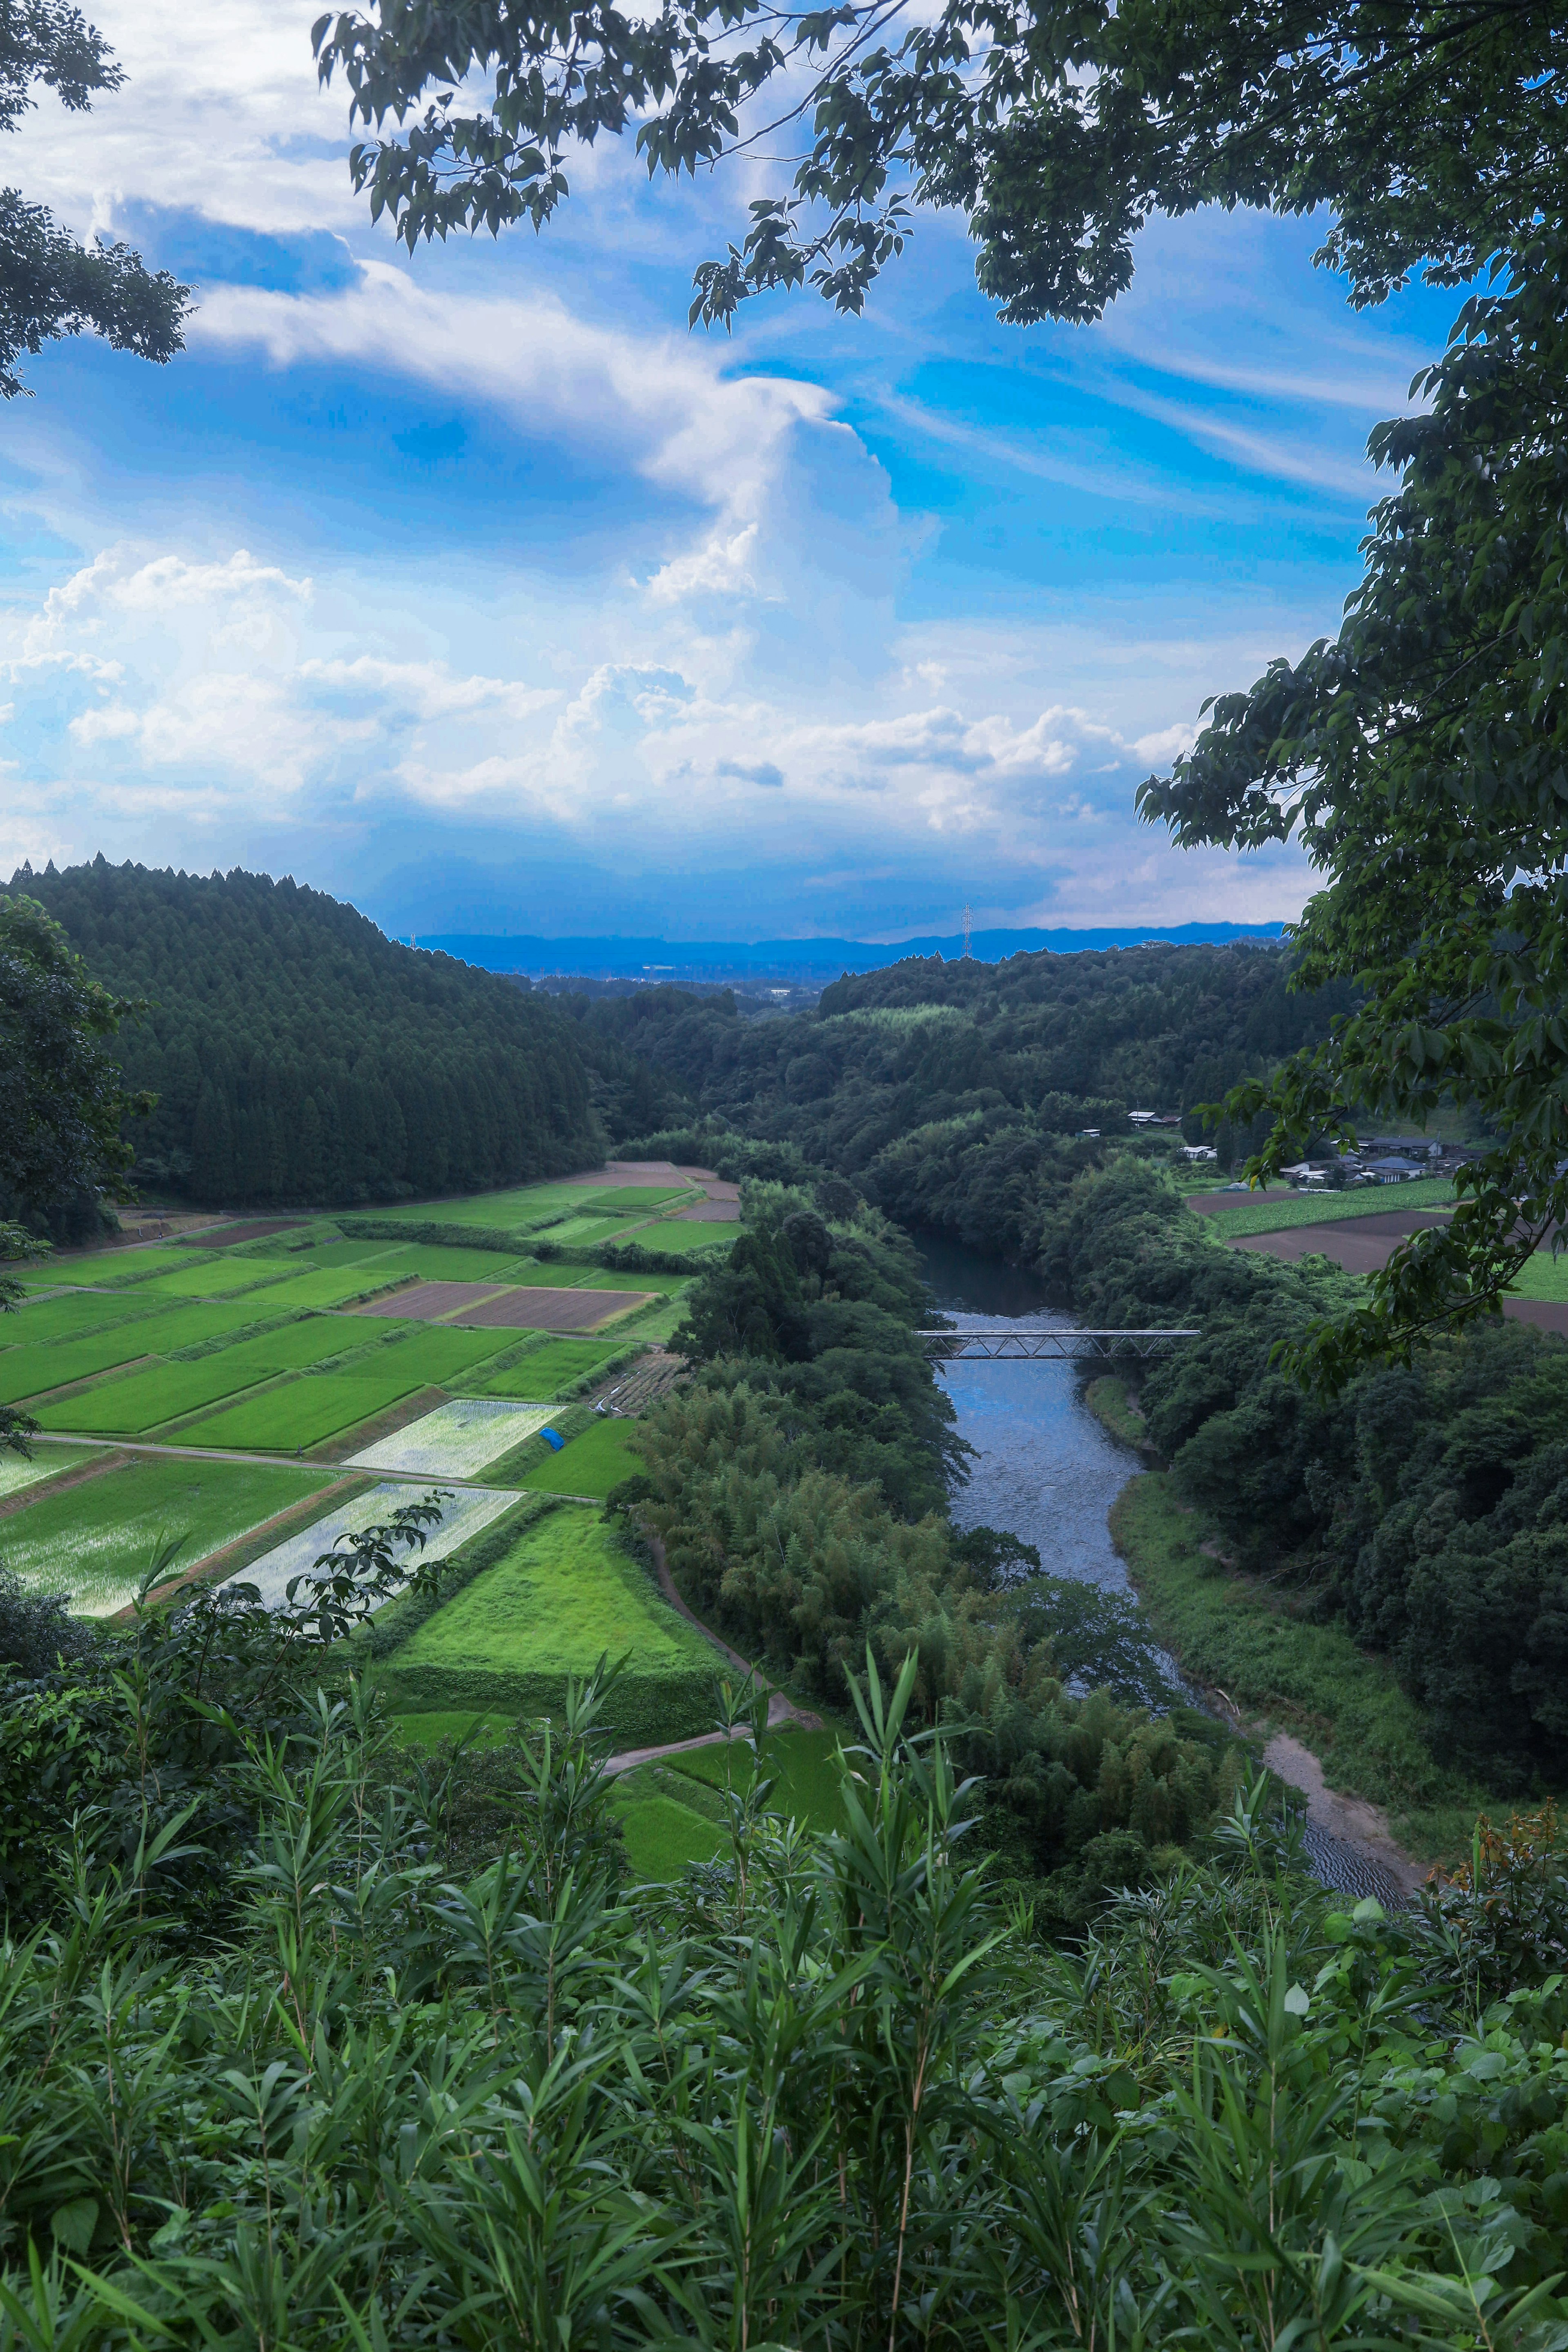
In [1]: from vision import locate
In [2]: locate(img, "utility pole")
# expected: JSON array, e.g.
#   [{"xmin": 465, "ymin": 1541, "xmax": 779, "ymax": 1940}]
[{"xmin": 961, "ymin": 904, "xmax": 973, "ymax": 958}]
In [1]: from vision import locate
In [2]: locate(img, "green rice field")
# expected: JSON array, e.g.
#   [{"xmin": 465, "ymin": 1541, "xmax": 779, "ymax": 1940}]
[
  {"xmin": 1198, "ymin": 1178, "xmax": 1454, "ymax": 1240},
  {"xmin": 519, "ymin": 1418, "xmax": 645, "ymax": 1498},
  {"xmin": 0, "ymin": 1299, "xmax": 270, "ymax": 1405},
  {"xmin": 18, "ymin": 1245, "xmax": 196, "ymax": 1289},
  {"xmin": 362, "ymin": 1181, "xmax": 696, "ymax": 1232},
  {"xmin": 471, "ymin": 1339, "xmax": 628, "ymax": 1396},
  {"xmin": 31, "ymin": 1318, "xmax": 364, "ymax": 1437},
  {"xmin": 2, "ymin": 1291, "xmax": 150, "ymax": 1345},
  {"xmin": 181, "ymin": 1373, "xmax": 427, "ymax": 1453},
  {"xmin": 215, "ymin": 1265, "xmax": 414, "ymax": 1311},
  {"xmin": 131, "ymin": 1258, "xmax": 295, "ymax": 1301},
  {"xmin": 0, "ymin": 1454, "xmax": 339, "ymax": 1614},
  {"xmin": 544, "ymin": 1214, "xmax": 657, "ymax": 1246},
  {"xmin": 613, "ymin": 1222, "xmax": 735, "ymax": 1256},
  {"xmin": 0, "ymin": 1443, "xmax": 97, "ymax": 1501}
]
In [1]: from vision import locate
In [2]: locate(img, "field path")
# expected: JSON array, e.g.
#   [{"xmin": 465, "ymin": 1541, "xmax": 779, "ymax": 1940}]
[{"xmin": 603, "ymin": 1538, "xmax": 822, "ymax": 1776}]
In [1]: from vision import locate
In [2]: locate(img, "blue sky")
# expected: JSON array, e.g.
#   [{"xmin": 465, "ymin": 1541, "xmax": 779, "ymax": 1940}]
[{"xmin": 0, "ymin": 1, "xmax": 1461, "ymax": 941}]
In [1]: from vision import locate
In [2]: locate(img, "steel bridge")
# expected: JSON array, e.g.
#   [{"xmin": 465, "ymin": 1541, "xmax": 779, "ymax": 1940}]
[{"xmin": 918, "ymin": 1328, "xmax": 1199, "ymax": 1361}]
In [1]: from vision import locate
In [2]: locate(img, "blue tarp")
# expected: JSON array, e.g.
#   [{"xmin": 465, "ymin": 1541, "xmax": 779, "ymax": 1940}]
[{"xmin": 541, "ymin": 1427, "xmax": 566, "ymax": 1451}]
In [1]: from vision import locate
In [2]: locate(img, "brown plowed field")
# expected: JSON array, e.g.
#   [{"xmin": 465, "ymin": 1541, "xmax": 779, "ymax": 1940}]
[
  {"xmin": 358, "ymin": 1281, "xmax": 508, "ymax": 1321},
  {"xmin": 1230, "ymin": 1212, "xmax": 1568, "ymax": 1336},
  {"xmin": 459, "ymin": 1285, "xmax": 650, "ymax": 1331},
  {"xmin": 1232, "ymin": 1209, "xmax": 1453, "ymax": 1276},
  {"xmin": 1504, "ymin": 1298, "xmax": 1568, "ymax": 1335},
  {"xmin": 675, "ymin": 1200, "xmax": 740, "ymax": 1222},
  {"xmin": 359, "ymin": 1281, "xmax": 649, "ymax": 1332}
]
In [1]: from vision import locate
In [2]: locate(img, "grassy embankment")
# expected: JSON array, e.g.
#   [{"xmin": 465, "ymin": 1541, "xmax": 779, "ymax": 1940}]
[
  {"xmin": 1087, "ymin": 1380, "xmax": 1498, "ymax": 1859},
  {"xmin": 372, "ymin": 1501, "xmax": 719, "ymax": 1748}
]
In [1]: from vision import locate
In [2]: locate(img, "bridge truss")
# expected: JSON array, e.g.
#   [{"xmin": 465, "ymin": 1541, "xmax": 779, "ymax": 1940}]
[{"xmin": 919, "ymin": 1329, "xmax": 1199, "ymax": 1362}]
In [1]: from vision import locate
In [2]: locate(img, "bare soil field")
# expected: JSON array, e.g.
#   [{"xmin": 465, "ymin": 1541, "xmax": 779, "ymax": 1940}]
[
  {"xmin": 1232, "ymin": 1208, "xmax": 1454, "ymax": 1274},
  {"xmin": 360, "ymin": 1282, "xmax": 650, "ymax": 1333},
  {"xmin": 356, "ymin": 1280, "xmax": 508, "ymax": 1321},
  {"xmin": 1231, "ymin": 1209, "xmax": 1568, "ymax": 1335}
]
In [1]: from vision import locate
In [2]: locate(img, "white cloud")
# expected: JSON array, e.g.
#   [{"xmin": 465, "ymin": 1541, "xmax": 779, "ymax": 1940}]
[
  {"xmin": 300, "ymin": 654, "xmax": 560, "ymax": 726},
  {"xmin": 645, "ymin": 523, "xmax": 760, "ymax": 605},
  {"xmin": 195, "ymin": 268, "xmax": 831, "ymax": 531}
]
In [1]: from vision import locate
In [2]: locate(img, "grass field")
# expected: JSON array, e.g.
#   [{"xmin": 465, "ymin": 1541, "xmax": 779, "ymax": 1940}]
[
  {"xmin": 610, "ymin": 1729, "xmax": 845, "ymax": 1879},
  {"xmin": 611, "ymin": 1223, "xmax": 735, "ymax": 1257},
  {"xmin": 614, "ymin": 1788, "xmax": 725, "ymax": 1878},
  {"xmin": 32, "ymin": 1317, "xmax": 363, "ymax": 1436},
  {"xmin": 0, "ymin": 1443, "xmax": 97, "ymax": 1501},
  {"xmin": 0, "ymin": 1454, "xmax": 339, "ymax": 1614},
  {"xmin": 379, "ymin": 1505, "xmax": 715, "ymax": 1739},
  {"xmin": 519, "ymin": 1418, "xmax": 645, "ymax": 1497},
  {"xmin": 1198, "ymin": 1178, "xmax": 1454, "ymax": 1240},
  {"xmin": 393, "ymin": 1505, "xmax": 709, "ymax": 1679},
  {"xmin": 1507, "ymin": 1247, "xmax": 1568, "ymax": 1303},
  {"xmin": 470, "ymin": 1339, "xmax": 630, "ymax": 1397},
  {"xmin": 1109, "ymin": 1470, "xmax": 1498, "ymax": 1859},
  {"xmin": 662, "ymin": 1728, "xmax": 845, "ymax": 1828},
  {"xmin": 350, "ymin": 1399, "xmax": 552, "ymax": 1477}
]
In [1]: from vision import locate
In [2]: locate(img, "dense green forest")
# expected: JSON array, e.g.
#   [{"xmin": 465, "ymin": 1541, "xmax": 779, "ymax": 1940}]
[
  {"xmin": 5, "ymin": 861, "xmax": 603, "ymax": 1208},
  {"xmin": 623, "ymin": 1187, "xmax": 1238, "ymax": 1923},
  {"xmin": 570, "ymin": 942, "xmax": 1354, "ymax": 1258},
  {"xmin": 1048, "ymin": 1160, "xmax": 1568, "ymax": 1791},
  {"xmin": 583, "ymin": 960, "xmax": 1568, "ymax": 1802}
]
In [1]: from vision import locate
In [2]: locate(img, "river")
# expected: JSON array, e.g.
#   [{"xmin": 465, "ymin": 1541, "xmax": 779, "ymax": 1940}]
[{"xmin": 911, "ymin": 1230, "xmax": 1407, "ymax": 1903}]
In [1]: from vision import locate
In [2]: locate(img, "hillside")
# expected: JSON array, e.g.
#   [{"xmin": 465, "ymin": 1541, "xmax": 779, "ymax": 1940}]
[
  {"xmin": 574, "ymin": 941, "xmax": 1354, "ymax": 1258},
  {"xmin": 7, "ymin": 860, "xmax": 602, "ymax": 1208}
]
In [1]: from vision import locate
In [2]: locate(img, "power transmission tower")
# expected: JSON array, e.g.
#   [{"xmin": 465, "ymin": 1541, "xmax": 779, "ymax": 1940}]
[{"xmin": 961, "ymin": 904, "xmax": 973, "ymax": 958}]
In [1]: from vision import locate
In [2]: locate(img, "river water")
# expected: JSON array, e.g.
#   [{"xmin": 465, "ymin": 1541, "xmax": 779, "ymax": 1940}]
[{"xmin": 911, "ymin": 1230, "xmax": 1405, "ymax": 1903}]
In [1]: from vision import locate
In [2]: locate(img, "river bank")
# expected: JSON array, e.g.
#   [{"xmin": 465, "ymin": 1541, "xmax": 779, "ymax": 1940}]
[
  {"xmin": 1088, "ymin": 1383, "xmax": 1495, "ymax": 1866},
  {"xmin": 913, "ymin": 1232, "xmax": 1489, "ymax": 1887}
]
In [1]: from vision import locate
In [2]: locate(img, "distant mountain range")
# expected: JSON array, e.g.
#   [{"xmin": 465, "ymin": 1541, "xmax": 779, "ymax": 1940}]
[{"xmin": 417, "ymin": 920, "xmax": 1289, "ymax": 986}]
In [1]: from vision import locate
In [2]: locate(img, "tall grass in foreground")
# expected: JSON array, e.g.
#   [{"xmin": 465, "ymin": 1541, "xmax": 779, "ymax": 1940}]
[{"xmin": 4, "ymin": 1547, "xmax": 1568, "ymax": 2346}]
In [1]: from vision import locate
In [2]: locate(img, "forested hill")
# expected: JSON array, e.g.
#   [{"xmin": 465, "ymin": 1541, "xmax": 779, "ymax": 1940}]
[
  {"xmin": 7, "ymin": 860, "xmax": 602, "ymax": 1207},
  {"xmin": 574, "ymin": 940, "xmax": 1352, "ymax": 1260}
]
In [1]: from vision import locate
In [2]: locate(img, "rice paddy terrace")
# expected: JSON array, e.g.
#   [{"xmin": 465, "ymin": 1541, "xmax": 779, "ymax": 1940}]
[{"xmin": 0, "ymin": 1162, "xmax": 772, "ymax": 1873}]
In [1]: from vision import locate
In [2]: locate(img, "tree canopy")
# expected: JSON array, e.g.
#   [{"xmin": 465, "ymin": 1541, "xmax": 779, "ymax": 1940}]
[
  {"xmin": 0, "ymin": 2, "xmax": 188, "ymax": 395},
  {"xmin": 310, "ymin": 2, "xmax": 1560, "ymax": 324},
  {"xmin": 11, "ymin": 859, "xmax": 605, "ymax": 1209},
  {"xmin": 0, "ymin": 888, "xmax": 150, "ymax": 1451}
]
